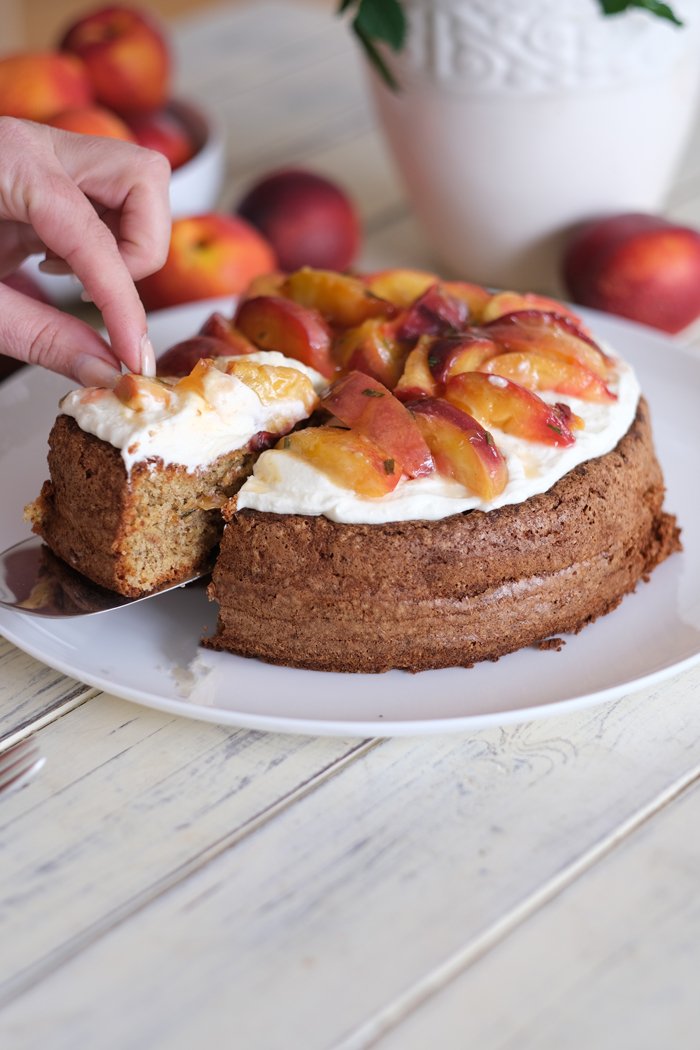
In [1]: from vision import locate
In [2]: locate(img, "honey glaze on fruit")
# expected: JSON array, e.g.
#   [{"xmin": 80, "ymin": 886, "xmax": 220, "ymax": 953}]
[{"xmin": 232, "ymin": 268, "xmax": 640, "ymax": 524}]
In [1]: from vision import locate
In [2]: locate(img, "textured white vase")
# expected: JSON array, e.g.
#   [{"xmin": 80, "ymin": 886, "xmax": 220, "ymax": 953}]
[{"xmin": 369, "ymin": 0, "xmax": 700, "ymax": 291}]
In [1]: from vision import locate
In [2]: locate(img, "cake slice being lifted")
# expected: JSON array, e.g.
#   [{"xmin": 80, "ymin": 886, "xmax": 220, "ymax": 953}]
[{"xmin": 26, "ymin": 352, "xmax": 323, "ymax": 597}]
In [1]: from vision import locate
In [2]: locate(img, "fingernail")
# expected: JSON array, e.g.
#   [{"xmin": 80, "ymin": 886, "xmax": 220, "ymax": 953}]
[
  {"xmin": 75, "ymin": 355, "xmax": 121, "ymax": 389},
  {"xmin": 80, "ymin": 289, "xmax": 94, "ymax": 304},
  {"xmin": 38, "ymin": 258, "xmax": 73, "ymax": 276},
  {"xmin": 140, "ymin": 333, "xmax": 156, "ymax": 377}
]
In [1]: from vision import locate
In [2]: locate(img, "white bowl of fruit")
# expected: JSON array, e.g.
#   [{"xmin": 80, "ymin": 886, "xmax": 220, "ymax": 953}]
[{"xmin": 0, "ymin": 4, "xmax": 224, "ymax": 303}]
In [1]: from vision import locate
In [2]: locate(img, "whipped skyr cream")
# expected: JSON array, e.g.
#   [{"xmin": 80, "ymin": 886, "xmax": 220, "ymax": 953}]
[
  {"xmin": 236, "ymin": 357, "xmax": 640, "ymax": 524},
  {"xmin": 60, "ymin": 351, "xmax": 325, "ymax": 475}
]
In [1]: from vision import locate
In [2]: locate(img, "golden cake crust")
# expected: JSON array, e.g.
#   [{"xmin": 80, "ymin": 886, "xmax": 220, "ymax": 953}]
[{"xmin": 205, "ymin": 398, "xmax": 681, "ymax": 672}]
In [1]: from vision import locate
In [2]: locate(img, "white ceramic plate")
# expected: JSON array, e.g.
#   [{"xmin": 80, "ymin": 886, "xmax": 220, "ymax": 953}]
[{"xmin": 1, "ymin": 301, "xmax": 699, "ymax": 738}]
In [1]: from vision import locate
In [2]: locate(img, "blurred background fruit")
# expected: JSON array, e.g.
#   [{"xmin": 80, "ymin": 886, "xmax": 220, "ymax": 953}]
[
  {"xmin": 136, "ymin": 213, "xmax": 277, "ymax": 311},
  {"xmin": 59, "ymin": 5, "xmax": 170, "ymax": 115},
  {"xmin": 237, "ymin": 169, "xmax": 361, "ymax": 273},
  {"xmin": 126, "ymin": 108, "xmax": 195, "ymax": 168},
  {"xmin": 46, "ymin": 103, "xmax": 134, "ymax": 140},
  {"xmin": 562, "ymin": 213, "xmax": 700, "ymax": 334},
  {"xmin": 0, "ymin": 52, "xmax": 92, "ymax": 121}
]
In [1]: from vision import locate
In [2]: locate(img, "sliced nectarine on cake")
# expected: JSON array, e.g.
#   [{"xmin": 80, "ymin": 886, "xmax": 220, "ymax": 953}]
[
  {"xmin": 333, "ymin": 318, "xmax": 405, "ymax": 388},
  {"xmin": 393, "ymin": 339, "xmax": 439, "ymax": 401},
  {"xmin": 114, "ymin": 374, "xmax": 175, "ymax": 411},
  {"xmin": 157, "ymin": 335, "xmax": 237, "ymax": 377},
  {"xmin": 363, "ymin": 268, "xmax": 439, "ymax": 308},
  {"xmin": 409, "ymin": 397, "xmax": 508, "ymax": 500},
  {"xmin": 279, "ymin": 427, "xmax": 401, "ymax": 497},
  {"xmin": 445, "ymin": 372, "xmax": 576, "ymax": 447},
  {"xmin": 223, "ymin": 359, "xmax": 318, "ymax": 412},
  {"xmin": 235, "ymin": 295, "xmax": 334, "ymax": 377},
  {"xmin": 442, "ymin": 280, "xmax": 492, "ymax": 320},
  {"xmin": 397, "ymin": 284, "xmax": 470, "ymax": 342},
  {"xmin": 321, "ymin": 371, "xmax": 434, "ymax": 478},
  {"xmin": 481, "ymin": 291, "xmax": 587, "ymax": 327},
  {"xmin": 479, "ymin": 351, "xmax": 616, "ymax": 403},
  {"xmin": 427, "ymin": 333, "xmax": 501, "ymax": 385},
  {"xmin": 282, "ymin": 268, "xmax": 394, "ymax": 327},
  {"xmin": 198, "ymin": 312, "xmax": 259, "ymax": 355},
  {"xmin": 483, "ymin": 310, "xmax": 612, "ymax": 379}
]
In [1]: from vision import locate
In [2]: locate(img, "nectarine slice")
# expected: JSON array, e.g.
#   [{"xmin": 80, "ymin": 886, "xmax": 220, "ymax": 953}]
[
  {"xmin": 393, "ymin": 339, "xmax": 439, "ymax": 401},
  {"xmin": 114, "ymin": 374, "xmax": 175, "ymax": 410},
  {"xmin": 223, "ymin": 359, "xmax": 317, "ymax": 410},
  {"xmin": 199, "ymin": 312, "xmax": 258, "ymax": 355},
  {"xmin": 480, "ymin": 351, "xmax": 616, "ymax": 403},
  {"xmin": 157, "ymin": 334, "xmax": 235, "ymax": 377},
  {"xmin": 321, "ymin": 371, "xmax": 434, "ymax": 478},
  {"xmin": 333, "ymin": 318, "xmax": 405, "ymax": 388},
  {"xmin": 481, "ymin": 291, "xmax": 586, "ymax": 328},
  {"xmin": 445, "ymin": 372, "xmax": 576, "ymax": 447},
  {"xmin": 279, "ymin": 426, "xmax": 401, "ymax": 497},
  {"xmin": 483, "ymin": 310, "xmax": 611, "ymax": 379},
  {"xmin": 397, "ymin": 284, "xmax": 470, "ymax": 342},
  {"xmin": 283, "ymin": 268, "xmax": 394, "ymax": 327},
  {"xmin": 442, "ymin": 280, "xmax": 492, "ymax": 321},
  {"xmin": 409, "ymin": 397, "xmax": 508, "ymax": 500},
  {"xmin": 363, "ymin": 269, "xmax": 439, "ymax": 309},
  {"xmin": 427, "ymin": 334, "xmax": 501, "ymax": 385},
  {"xmin": 235, "ymin": 295, "xmax": 334, "ymax": 377}
]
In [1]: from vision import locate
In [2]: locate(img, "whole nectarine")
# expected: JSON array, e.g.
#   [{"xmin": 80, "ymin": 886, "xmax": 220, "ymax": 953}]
[
  {"xmin": 47, "ymin": 105, "xmax": 135, "ymax": 141},
  {"xmin": 137, "ymin": 213, "xmax": 277, "ymax": 311},
  {"xmin": 0, "ymin": 52, "xmax": 92, "ymax": 122},
  {"xmin": 60, "ymin": 5, "xmax": 170, "ymax": 116},
  {"xmin": 563, "ymin": 213, "xmax": 700, "ymax": 333},
  {"xmin": 237, "ymin": 169, "xmax": 360, "ymax": 272},
  {"xmin": 126, "ymin": 108, "xmax": 195, "ymax": 169}
]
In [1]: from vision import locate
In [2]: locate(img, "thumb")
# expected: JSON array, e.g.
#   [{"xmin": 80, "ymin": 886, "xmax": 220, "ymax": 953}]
[{"xmin": 0, "ymin": 282, "xmax": 121, "ymax": 387}]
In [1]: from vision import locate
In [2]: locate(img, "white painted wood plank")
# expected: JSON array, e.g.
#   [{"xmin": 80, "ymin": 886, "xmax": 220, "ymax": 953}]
[
  {"xmin": 372, "ymin": 777, "xmax": 700, "ymax": 1050},
  {"xmin": 0, "ymin": 690, "xmax": 372, "ymax": 996},
  {"xmin": 2, "ymin": 668, "xmax": 700, "ymax": 1048},
  {"xmin": 0, "ymin": 637, "xmax": 93, "ymax": 743}
]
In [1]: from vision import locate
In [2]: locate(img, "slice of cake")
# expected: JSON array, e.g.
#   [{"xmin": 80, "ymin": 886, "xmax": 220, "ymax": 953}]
[
  {"xmin": 26, "ymin": 352, "xmax": 323, "ymax": 597},
  {"xmin": 204, "ymin": 271, "xmax": 681, "ymax": 672}
]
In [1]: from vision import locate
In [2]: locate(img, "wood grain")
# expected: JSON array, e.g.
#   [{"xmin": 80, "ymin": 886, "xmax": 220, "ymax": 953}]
[{"xmin": 2, "ymin": 669, "xmax": 700, "ymax": 1045}]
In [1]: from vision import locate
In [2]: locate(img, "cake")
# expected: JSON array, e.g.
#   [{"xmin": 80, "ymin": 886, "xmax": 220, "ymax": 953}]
[
  {"xmin": 204, "ymin": 269, "xmax": 680, "ymax": 672},
  {"xmin": 26, "ymin": 351, "xmax": 323, "ymax": 597},
  {"xmin": 27, "ymin": 267, "xmax": 680, "ymax": 671},
  {"xmin": 207, "ymin": 398, "xmax": 676, "ymax": 672}
]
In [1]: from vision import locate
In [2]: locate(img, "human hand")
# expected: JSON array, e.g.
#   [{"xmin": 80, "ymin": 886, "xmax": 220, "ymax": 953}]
[{"xmin": 0, "ymin": 117, "xmax": 171, "ymax": 386}]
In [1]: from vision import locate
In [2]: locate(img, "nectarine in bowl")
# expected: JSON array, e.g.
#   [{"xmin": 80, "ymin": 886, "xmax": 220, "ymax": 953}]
[{"xmin": 22, "ymin": 97, "xmax": 225, "ymax": 304}]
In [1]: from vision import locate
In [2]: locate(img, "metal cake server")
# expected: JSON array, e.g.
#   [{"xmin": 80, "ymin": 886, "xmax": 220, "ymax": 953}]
[{"xmin": 0, "ymin": 536, "xmax": 206, "ymax": 618}]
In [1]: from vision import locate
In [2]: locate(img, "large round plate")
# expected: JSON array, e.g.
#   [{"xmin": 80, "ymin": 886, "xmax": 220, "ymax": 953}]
[{"xmin": 1, "ymin": 300, "xmax": 698, "ymax": 737}]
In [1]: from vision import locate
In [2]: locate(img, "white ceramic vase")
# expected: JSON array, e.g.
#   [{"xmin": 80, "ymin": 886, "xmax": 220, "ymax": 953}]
[{"xmin": 368, "ymin": 0, "xmax": 700, "ymax": 291}]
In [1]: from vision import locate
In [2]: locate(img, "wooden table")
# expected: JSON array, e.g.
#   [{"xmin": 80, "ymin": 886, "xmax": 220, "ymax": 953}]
[{"xmin": 3, "ymin": 4, "xmax": 700, "ymax": 1046}]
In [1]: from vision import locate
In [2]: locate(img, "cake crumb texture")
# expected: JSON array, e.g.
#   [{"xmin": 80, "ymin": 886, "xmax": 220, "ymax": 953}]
[{"xmin": 27, "ymin": 415, "xmax": 257, "ymax": 597}]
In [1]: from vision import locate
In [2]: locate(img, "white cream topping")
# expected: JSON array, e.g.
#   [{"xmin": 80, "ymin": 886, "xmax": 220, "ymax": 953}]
[
  {"xmin": 60, "ymin": 352, "xmax": 326, "ymax": 475},
  {"xmin": 236, "ymin": 358, "xmax": 640, "ymax": 524}
]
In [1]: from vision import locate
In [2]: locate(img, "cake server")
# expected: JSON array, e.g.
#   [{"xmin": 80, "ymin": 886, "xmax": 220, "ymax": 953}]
[{"xmin": 0, "ymin": 535, "xmax": 206, "ymax": 618}]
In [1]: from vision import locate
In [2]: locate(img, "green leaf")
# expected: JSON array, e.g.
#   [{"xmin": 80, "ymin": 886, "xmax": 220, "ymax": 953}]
[
  {"xmin": 352, "ymin": 19, "xmax": 400, "ymax": 90},
  {"xmin": 598, "ymin": 0, "xmax": 683, "ymax": 25},
  {"xmin": 354, "ymin": 0, "xmax": 407, "ymax": 50}
]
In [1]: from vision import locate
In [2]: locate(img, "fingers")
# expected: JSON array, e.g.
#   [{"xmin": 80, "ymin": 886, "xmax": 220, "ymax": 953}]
[
  {"xmin": 0, "ymin": 121, "xmax": 171, "ymax": 375},
  {"xmin": 0, "ymin": 281, "xmax": 121, "ymax": 387},
  {"xmin": 54, "ymin": 131, "xmax": 172, "ymax": 281},
  {"xmin": 25, "ymin": 173, "xmax": 155, "ymax": 374}
]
